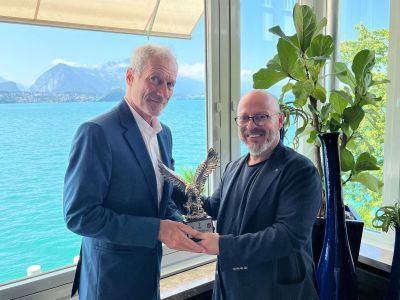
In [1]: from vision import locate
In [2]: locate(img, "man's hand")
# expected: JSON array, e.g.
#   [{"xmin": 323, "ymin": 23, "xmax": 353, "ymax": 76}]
[
  {"xmin": 158, "ymin": 220, "xmax": 205, "ymax": 253},
  {"xmin": 191, "ymin": 231, "xmax": 220, "ymax": 255}
]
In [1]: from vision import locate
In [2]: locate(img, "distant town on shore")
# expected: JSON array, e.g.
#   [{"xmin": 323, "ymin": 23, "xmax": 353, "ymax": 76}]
[{"xmin": 0, "ymin": 59, "xmax": 205, "ymax": 104}]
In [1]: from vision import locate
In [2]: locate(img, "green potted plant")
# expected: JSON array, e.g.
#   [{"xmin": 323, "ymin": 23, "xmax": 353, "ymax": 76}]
[
  {"xmin": 372, "ymin": 202, "xmax": 400, "ymax": 299},
  {"xmin": 252, "ymin": 3, "xmax": 388, "ymax": 270}
]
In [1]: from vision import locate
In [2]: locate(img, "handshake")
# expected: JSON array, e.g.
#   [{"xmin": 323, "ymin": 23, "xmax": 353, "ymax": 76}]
[{"xmin": 158, "ymin": 219, "xmax": 219, "ymax": 255}]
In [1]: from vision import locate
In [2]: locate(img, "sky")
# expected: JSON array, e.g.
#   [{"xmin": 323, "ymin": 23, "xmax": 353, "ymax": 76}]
[
  {"xmin": 0, "ymin": 18, "xmax": 206, "ymax": 86},
  {"xmin": 0, "ymin": 0, "xmax": 390, "ymax": 87}
]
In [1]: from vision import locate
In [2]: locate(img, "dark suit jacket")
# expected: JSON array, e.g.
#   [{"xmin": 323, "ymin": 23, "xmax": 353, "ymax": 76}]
[
  {"xmin": 204, "ymin": 143, "xmax": 321, "ymax": 300},
  {"xmin": 63, "ymin": 100, "xmax": 182, "ymax": 300}
]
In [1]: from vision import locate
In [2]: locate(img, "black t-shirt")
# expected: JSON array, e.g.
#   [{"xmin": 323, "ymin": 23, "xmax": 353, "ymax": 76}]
[{"xmin": 222, "ymin": 157, "xmax": 267, "ymax": 234}]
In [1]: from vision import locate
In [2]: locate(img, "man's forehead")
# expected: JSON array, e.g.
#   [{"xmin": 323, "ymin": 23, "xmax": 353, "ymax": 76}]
[{"xmin": 144, "ymin": 58, "xmax": 177, "ymax": 75}]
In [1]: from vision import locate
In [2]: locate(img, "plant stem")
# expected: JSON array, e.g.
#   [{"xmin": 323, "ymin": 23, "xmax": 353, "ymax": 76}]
[{"xmin": 309, "ymin": 96, "xmax": 323, "ymax": 178}]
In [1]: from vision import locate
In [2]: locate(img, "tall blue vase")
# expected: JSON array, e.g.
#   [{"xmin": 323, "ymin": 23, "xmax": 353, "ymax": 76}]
[
  {"xmin": 316, "ymin": 132, "xmax": 359, "ymax": 300},
  {"xmin": 385, "ymin": 226, "xmax": 400, "ymax": 300}
]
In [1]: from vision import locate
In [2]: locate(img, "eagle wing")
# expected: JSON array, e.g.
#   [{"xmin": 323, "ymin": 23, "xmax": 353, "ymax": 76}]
[
  {"xmin": 194, "ymin": 148, "xmax": 219, "ymax": 193},
  {"xmin": 158, "ymin": 160, "xmax": 187, "ymax": 193}
]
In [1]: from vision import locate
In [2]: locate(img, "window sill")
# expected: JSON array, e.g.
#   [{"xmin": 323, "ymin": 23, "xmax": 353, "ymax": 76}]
[
  {"xmin": 161, "ymin": 262, "xmax": 216, "ymax": 300},
  {"xmin": 359, "ymin": 240, "xmax": 393, "ymax": 273}
]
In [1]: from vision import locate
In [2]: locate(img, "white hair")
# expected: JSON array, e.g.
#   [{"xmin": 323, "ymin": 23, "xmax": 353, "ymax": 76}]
[{"xmin": 130, "ymin": 44, "xmax": 177, "ymax": 76}]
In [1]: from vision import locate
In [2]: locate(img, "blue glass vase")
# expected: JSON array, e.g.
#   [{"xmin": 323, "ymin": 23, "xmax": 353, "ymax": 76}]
[
  {"xmin": 316, "ymin": 132, "xmax": 359, "ymax": 300},
  {"xmin": 385, "ymin": 226, "xmax": 400, "ymax": 300}
]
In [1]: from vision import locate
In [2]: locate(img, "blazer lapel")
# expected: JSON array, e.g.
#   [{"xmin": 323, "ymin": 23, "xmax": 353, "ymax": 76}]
[
  {"xmin": 157, "ymin": 130, "xmax": 171, "ymax": 216},
  {"xmin": 239, "ymin": 144, "xmax": 284, "ymax": 231},
  {"xmin": 117, "ymin": 100, "xmax": 158, "ymax": 205}
]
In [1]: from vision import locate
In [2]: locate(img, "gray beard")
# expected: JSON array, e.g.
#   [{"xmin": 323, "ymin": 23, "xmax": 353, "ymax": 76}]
[
  {"xmin": 247, "ymin": 139, "xmax": 273, "ymax": 157},
  {"xmin": 242, "ymin": 130, "xmax": 277, "ymax": 157}
]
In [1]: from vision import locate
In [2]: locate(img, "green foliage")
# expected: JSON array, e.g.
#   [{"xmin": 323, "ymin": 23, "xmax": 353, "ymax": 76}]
[
  {"xmin": 339, "ymin": 24, "xmax": 388, "ymax": 229},
  {"xmin": 178, "ymin": 166, "xmax": 209, "ymax": 195},
  {"xmin": 179, "ymin": 166, "xmax": 195, "ymax": 184},
  {"xmin": 253, "ymin": 4, "xmax": 388, "ymax": 207},
  {"xmin": 372, "ymin": 203, "xmax": 400, "ymax": 232}
]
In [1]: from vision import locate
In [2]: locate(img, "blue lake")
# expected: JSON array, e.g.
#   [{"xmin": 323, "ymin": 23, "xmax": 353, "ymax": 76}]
[{"xmin": 0, "ymin": 100, "xmax": 206, "ymax": 283}]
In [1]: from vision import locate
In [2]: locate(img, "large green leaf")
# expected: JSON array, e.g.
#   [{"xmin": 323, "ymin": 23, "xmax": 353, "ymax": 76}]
[
  {"xmin": 343, "ymin": 106, "xmax": 365, "ymax": 131},
  {"xmin": 334, "ymin": 62, "xmax": 356, "ymax": 89},
  {"xmin": 311, "ymin": 83, "xmax": 326, "ymax": 103},
  {"xmin": 253, "ymin": 68, "xmax": 287, "ymax": 89},
  {"xmin": 292, "ymin": 79, "xmax": 314, "ymax": 106},
  {"xmin": 320, "ymin": 103, "xmax": 332, "ymax": 122},
  {"xmin": 293, "ymin": 4, "xmax": 316, "ymax": 52},
  {"xmin": 354, "ymin": 152, "xmax": 380, "ymax": 172},
  {"xmin": 350, "ymin": 172, "xmax": 383, "ymax": 193},
  {"xmin": 352, "ymin": 49, "xmax": 375, "ymax": 83},
  {"xmin": 269, "ymin": 26, "xmax": 299, "ymax": 49},
  {"xmin": 266, "ymin": 54, "xmax": 282, "ymax": 72},
  {"xmin": 312, "ymin": 17, "xmax": 327, "ymax": 38},
  {"xmin": 306, "ymin": 34, "xmax": 334, "ymax": 60},
  {"xmin": 340, "ymin": 148, "xmax": 354, "ymax": 172},
  {"xmin": 329, "ymin": 90, "xmax": 349, "ymax": 115},
  {"xmin": 277, "ymin": 38, "xmax": 299, "ymax": 74}
]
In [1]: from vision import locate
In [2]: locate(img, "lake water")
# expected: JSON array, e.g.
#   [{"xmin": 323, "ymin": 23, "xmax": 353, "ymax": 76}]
[{"xmin": 0, "ymin": 100, "xmax": 206, "ymax": 283}]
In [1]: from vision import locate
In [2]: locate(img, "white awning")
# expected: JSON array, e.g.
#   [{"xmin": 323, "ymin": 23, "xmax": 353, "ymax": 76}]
[{"xmin": 0, "ymin": 0, "xmax": 204, "ymax": 39}]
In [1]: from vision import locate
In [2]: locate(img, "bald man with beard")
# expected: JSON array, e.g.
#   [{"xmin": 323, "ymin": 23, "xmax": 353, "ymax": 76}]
[{"xmin": 193, "ymin": 90, "xmax": 321, "ymax": 300}]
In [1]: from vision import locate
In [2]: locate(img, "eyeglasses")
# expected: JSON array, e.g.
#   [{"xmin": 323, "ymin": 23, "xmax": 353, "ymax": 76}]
[{"xmin": 234, "ymin": 113, "xmax": 279, "ymax": 126}]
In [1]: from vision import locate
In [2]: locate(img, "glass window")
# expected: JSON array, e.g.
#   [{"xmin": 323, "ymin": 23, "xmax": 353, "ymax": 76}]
[
  {"xmin": 0, "ymin": 14, "xmax": 206, "ymax": 284},
  {"xmin": 338, "ymin": 0, "xmax": 390, "ymax": 230},
  {"xmin": 264, "ymin": 0, "xmax": 272, "ymax": 8},
  {"xmin": 240, "ymin": 0, "xmax": 297, "ymax": 155}
]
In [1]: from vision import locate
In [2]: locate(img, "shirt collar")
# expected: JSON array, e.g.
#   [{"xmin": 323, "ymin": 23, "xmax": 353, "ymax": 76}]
[{"xmin": 125, "ymin": 98, "xmax": 162, "ymax": 135}]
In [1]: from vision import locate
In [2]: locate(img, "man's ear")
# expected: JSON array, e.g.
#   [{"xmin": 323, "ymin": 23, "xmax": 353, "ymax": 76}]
[
  {"xmin": 126, "ymin": 68, "xmax": 134, "ymax": 85},
  {"xmin": 278, "ymin": 112, "xmax": 285, "ymax": 128}
]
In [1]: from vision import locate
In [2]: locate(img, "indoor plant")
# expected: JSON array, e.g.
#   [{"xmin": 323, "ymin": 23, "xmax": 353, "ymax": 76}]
[
  {"xmin": 372, "ymin": 202, "xmax": 400, "ymax": 300},
  {"xmin": 252, "ymin": 3, "xmax": 388, "ymax": 298},
  {"xmin": 253, "ymin": 4, "xmax": 386, "ymax": 202}
]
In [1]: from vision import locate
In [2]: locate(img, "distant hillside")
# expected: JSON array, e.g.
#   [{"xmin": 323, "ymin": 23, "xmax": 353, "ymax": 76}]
[
  {"xmin": 29, "ymin": 61, "xmax": 205, "ymax": 99},
  {"xmin": 99, "ymin": 89, "xmax": 124, "ymax": 102},
  {"xmin": 30, "ymin": 63, "xmax": 125, "ymax": 94},
  {"xmin": 0, "ymin": 81, "xmax": 20, "ymax": 92},
  {"xmin": 0, "ymin": 59, "xmax": 207, "ymax": 103}
]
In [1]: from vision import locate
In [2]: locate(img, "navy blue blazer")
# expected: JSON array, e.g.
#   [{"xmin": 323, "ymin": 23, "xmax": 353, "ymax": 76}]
[
  {"xmin": 204, "ymin": 143, "xmax": 321, "ymax": 300},
  {"xmin": 63, "ymin": 100, "xmax": 182, "ymax": 300}
]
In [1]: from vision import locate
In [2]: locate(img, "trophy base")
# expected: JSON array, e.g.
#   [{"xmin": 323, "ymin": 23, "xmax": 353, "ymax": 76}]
[{"xmin": 184, "ymin": 216, "xmax": 214, "ymax": 242}]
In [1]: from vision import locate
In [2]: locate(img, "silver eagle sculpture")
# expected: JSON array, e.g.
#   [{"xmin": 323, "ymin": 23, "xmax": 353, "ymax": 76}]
[{"xmin": 158, "ymin": 148, "xmax": 219, "ymax": 221}]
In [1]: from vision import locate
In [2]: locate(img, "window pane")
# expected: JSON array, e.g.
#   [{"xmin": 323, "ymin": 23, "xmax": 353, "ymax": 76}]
[
  {"xmin": 338, "ymin": 0, "xmax": 390, "ymax": 229},
  {"xmin": 240, "ymin": 0, "xmax": 297, "ymax": 155},
  {"xmin": 0, "ymin": 15, "xmax": 206, "ymax": 283}
]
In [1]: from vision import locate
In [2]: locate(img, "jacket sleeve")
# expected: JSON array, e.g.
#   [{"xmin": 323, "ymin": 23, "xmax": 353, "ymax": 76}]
[
  {"xmin": 63, "ymin": 122, "xmax": 160, "ymax": 248},
  {"xmin": 218, "ymin": 156, "xmax": 321, "ymax": 271}
]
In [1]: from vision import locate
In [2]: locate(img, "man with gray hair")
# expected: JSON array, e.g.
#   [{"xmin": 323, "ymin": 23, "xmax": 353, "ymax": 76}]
[
  {"xmin": 192, "ymin": 90, "xmax": 321, "ymax": 299},
  {"xmin": 64, "ymin": 44, "xmax": 204, "ymax": 300}
]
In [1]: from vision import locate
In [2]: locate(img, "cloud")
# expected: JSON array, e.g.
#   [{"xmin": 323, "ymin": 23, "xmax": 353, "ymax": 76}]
[
  {"xmin": 241, "ymin": 69, "xmax": 254, "ymax": 82},
  {"xmin": 179, "ymin": 63, "xmax": 205, "ymax": 81},
  {"xmin": 52, "ymin": 58, "xmax": 100, "ymax": 69},
  {"xmin": 52, "ymin": 58, "xmax": 78, "ymax": 67},
  {"xmin": 114, "ymin": 63, "xmax": 129, "ymax": 68}
]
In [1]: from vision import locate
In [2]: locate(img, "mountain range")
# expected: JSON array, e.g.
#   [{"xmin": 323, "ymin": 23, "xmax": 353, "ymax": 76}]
[{"xmin": 0, "ymin": 60, "xmax": 205, "ymax": 103}]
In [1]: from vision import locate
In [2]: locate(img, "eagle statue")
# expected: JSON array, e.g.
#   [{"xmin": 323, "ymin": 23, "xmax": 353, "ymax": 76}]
[{"xmin": 158, "ymin": 148, "xmax": 219, "ymax": 220}]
